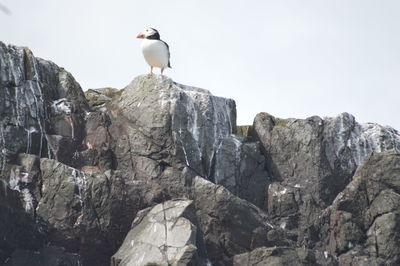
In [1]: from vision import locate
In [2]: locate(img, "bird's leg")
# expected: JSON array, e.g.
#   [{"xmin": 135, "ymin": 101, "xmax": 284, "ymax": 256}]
[
  {"xmin": 150, "ymin": 66, "xmax": 153, "ymax": 74},
  {"xmin": 161, "ymin": 68, "xmax": 164, "ymax": 75}
]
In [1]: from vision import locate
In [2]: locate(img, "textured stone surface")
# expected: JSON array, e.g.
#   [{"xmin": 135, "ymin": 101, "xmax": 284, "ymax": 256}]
[
  {"xmin": 193, "ymin": 177, "xmax": 292, "ymax": 265},
  {"xmin": 322, "ymin": 151, "xmax": 400, "ymax": 265},
  {"xmin": 0, "ymin": 174, "xmax": 45, "ymax": 264},
  {"xmin": 112, "ymin": 75, "xmax": 236, "ymax": 177},
  {"xmin": 210, "ymin": 135, "xmax": 270, "ymax": 208},
  {"xmin": 112, "ymin": 200, "xmax": 204, "ymax": 266},
  {"xmin": 236, "ymin": 125, "xmax": 252, "ymax": 137},
  {"xmin": 85, "ymin": 87, "xmax": 120, "ymax": 111},
  {"xmin": 252, "ymin": 112, "xmax": 400, "ymax": 249},
  {"xmin": 2, "ymin": 42, "xmax": 400, "ymax": 266},
  {"xmin": 0, "ymin": 41, "xmax": 88, "ymax": 167},
  {"xmin": 4, "ymin": 246, "xmax": 82, "ymax": 266},
  {"xmin": 233, "ymin": 246, "xmax": 318, "ymax": 266}
]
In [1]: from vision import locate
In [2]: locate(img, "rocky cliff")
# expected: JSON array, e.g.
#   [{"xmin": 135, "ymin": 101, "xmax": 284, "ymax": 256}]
[{"xmin": 1, "ymin": 42, "xmax": 400, "ymax": 266}]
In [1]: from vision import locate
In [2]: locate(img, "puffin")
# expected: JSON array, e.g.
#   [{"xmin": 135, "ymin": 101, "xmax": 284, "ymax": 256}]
[{"xmin": 136, "ymin": 28, "xmax": 171, "ymax": 75}]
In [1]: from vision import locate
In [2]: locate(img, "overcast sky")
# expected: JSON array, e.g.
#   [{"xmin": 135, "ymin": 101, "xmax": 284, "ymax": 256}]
[{"xmin": 1, "ymin": 0, "xmax": 399, "ymax": 129}]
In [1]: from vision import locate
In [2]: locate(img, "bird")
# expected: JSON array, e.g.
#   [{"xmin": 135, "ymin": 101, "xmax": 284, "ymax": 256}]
[{"xmin": 136, "ymin": 28, "xmax": 171, "ymax": 75}]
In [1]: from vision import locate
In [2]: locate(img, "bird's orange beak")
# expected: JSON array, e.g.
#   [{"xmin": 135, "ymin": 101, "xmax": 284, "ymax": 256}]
[{"xmin": 136, "ymin": 33, "xmax": 145, "ymax": 39}]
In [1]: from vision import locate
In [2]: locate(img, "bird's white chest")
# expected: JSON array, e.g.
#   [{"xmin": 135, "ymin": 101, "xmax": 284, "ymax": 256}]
[{"xmin": 140, "ymin": 40, "xmax": 169, "ymax": 68}]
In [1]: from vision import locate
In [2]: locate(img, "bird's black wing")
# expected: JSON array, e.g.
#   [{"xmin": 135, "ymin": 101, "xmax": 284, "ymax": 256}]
[{"xmin": 161, "ymin": 40, "xmax": 172, "ymax": 68}]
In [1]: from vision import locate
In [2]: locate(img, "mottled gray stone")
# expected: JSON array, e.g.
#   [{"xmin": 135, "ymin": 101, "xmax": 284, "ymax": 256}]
[
  {"xmin": 3, "ymin": 41, "xmax": 400, "ymax": 266},
  {"xmin": 314, "ymin": 151, "xmax": 400, "ymax": 265},
  {"xmin": 85, "ymin": 87, "xmax": 120, "ymax": 111},
  {"xmin": 338, "ymin": 248, "xmax": 386, "ymax": 266},
  {"xmin": 114, "ymin": 75, "xmax": 236, "ymax": 176},
  {"xmin": 112, "ymin": 200, "xmax": 203, "ymax": 266},
  {"xmin": 4, "ymin": 246, "xmax": 82, "ymax": 266},
  {"xmin": 253, "ymin": 112, "xmax": 400, "ymax": 204},
  {"xmin": 0, "ymin": 163, "xmax": 45, "ymax": 264},
  {"xmin": 267, "ymin": 182, "xmax": 300, "ymax": 217},
  {"xmin": 193, "ymin": 176, "xmax": 291, "ymax": 265},
  {"xmin": 236, "ymin": 125, "xmax": 252, "ymax": 137},
  {"xmin": 233, "ymin": 246, "xmax": 317, "ymax": 266},
  {"xmin": 0, "ymin": 41, "xmax": 88, "ymax": 167},
  {"xmin": 210, "ymin": 136, "xmax": 270, "ymax": 208},
  {"xmin": 252, "ymin": 112, "xmax": 400, "ymax": 249},
  {"xmin": 33, "ymin": 158, "xmax": 162, "ymax": 265}
]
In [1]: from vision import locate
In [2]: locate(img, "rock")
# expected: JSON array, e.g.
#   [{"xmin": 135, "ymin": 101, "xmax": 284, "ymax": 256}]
[
  {"xmin": 3, "ymin": 41, "xmax": 400, "ymax": 266},
  {"xmin": 85, "ymin": 87, "xmax": 120, "ymax": 111},
  {"xmin": 210, "ymin": 136, "xmax": 270, "ymax": 208},
  {"xmin": 366, "ymin": 212, "xmax": 400, "ymax": 261},
  {"xmin": 193, "ymin": 176, "xmax": 292, "ymax": 265},
  {"xmin": 0, "ymin": 41, "xmax": 89, "ymax": 167},
  {"xmin": 22, "ymin": 156, "xmax": 195, "ymax": 265},
  {"xmin": 252, "ymin": 112, "xmax": 400, "ymax": 247},
  {"xmin": 233, "ymin": 246, "xmax": 317, "ymax": 266},
  {"xmin": 80, "ymin": 111, "xmax": 114, "ymax": 170},
  {"xmin": 337, "ymin": 248, "xmax": 386, "ymax": 266},
  {"xmin": 313, "ymin": 151, "xmax": 400, "ymax": 265},
  {"xmin": 4, "ymin": 246, "xmax": 82, "ymax": 266},
  {"xmin": 1, "ymin": 154, "xmax": 41, "ymax": 215},
  {"xmin": 0, "ymin": 165, "xmax": 45, "ymax": 264},
  {"xmin": 253, "ymin": 112, "xmax": 400, "ymax": 204},
  {"xmin": 267, "ymin": 182, "xmax": 300, "ymax": 218},
  {"xmin": 112, "ymin": 75, "xmax": 236, "ymax": 176},
  {"xmin": 35, "ymin": 158, "xmax": 160, "ymax": 265},
  {"xmin": 236, "ymin": 125, "xmax": 252, "ymax": 137},
  {"xmin": 111, "ymin": 199, "xmax": 205, "ymax": 266}
]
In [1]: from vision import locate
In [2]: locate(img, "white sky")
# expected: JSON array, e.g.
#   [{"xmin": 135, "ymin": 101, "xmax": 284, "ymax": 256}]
[{"xmin": 1, "ymin": 0, "xmax": 399, "ymax": 129}]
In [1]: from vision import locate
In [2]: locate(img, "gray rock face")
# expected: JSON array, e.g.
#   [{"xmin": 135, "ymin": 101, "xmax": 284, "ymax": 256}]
[
  {"xmin": 114, "ymin": 75, "xmax": 236, "ymax": 177},
  {"xmin": 321, "ymin": 151, "xmax": 400, "ymax": 265},
  {"xmin": 233, "ymin": 246, "xmax": 318, "ymax": 266},
  {"xmin": 210, "ymin": 136, "xmax": 270, "ymax": 208},
  {"xmin": 2, "ymin": 42, "xmax": 400, "ymax": 266},
  {"xmin": 4, "ymin": 246, "xmax": 82, "ymax": 266},
  {"xmin": 193, "ymin": 177, "xmax": 291, "ymax": 265},
  {"xmin": 252, "ymin": 112, "xmax": 400, "ymax": 248},
  {"xmin": 85, "ymin": 87, "xmax": 119, "ymax": 111},
  {"xmin": 253, "ymin": 112, "xmax": 400, "ymax": 205},
  {"xmin": 0, "ymin": 41, "xmax": 88, "ymax": 167},
  {"xmin": 0, "ymin": 172, "xmax": 45, "ymax": 264},
  {"xmin": 111, "ymin": 200, "xmax": 203, "ymax": 266},
  {"xmin": 323, "ymin": 113, "xmax": 400, "ymax": 168},
  {"xmin": 1, "ymin": 155, "xmax": 113, "ymax": 264}
]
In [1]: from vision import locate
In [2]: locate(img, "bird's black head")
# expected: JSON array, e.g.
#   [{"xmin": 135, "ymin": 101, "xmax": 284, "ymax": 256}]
[
  {"xmin": 136, "ymin": 27, "xmax": 160, "ymax": 40},
  {"xmin": 147, "ymin": 28, "xmax": 160, "ymax": 40}
]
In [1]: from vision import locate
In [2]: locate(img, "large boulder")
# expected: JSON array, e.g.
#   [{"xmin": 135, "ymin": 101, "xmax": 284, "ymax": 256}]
[
  {"xmin": 111, "ymin": 199, "xmax": 205, "ymax": 266},
  {"xmin": 108, "ymin": 75, "xmax": 236, "ymax": 177},
  {"xmin": 82, "ymin": 75, "xmax": 268, "ymax": 209}
]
